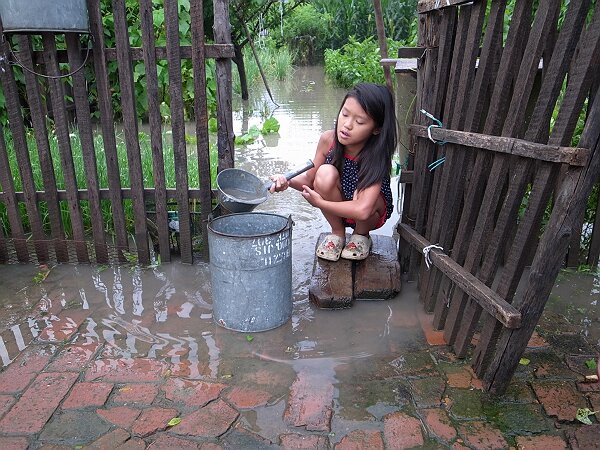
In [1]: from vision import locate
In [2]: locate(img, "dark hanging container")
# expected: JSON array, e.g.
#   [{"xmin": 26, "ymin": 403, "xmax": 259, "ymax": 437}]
[{"xmin": 0, "ymin": 0, "xmax": 89, "ymax": 33}]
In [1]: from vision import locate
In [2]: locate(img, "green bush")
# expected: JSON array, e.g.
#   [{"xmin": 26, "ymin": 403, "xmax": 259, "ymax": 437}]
[
  {"xmin": 324, "ymin": 37, "xmax": 401, "ymax": 88},
  {"xmin": 281, "ymin": 4, "xmax": 331, "ymax": 64}
]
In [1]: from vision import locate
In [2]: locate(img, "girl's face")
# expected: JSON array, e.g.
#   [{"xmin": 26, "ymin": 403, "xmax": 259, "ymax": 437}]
[{"xmin": 336, "ymin": 96, "xmax": 380, "ymax": 151}]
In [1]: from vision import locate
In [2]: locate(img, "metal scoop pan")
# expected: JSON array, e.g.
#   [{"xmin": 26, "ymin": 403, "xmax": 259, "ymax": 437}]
[{"xmin": 216, "ymin": 159, "xmax": 314, "ymax": 213}]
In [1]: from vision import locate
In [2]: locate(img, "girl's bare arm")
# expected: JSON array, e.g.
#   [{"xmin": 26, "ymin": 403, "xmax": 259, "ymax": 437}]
[
  {"xmin": 271, "ymin": 130, "xmax": 334, "ymax": 192},
  {"xmin": 301, "ymin": 182, "xmax": 383, "ymax": 221}
]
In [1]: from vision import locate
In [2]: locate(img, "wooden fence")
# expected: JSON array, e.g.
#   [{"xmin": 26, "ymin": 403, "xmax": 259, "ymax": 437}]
[
  {"xmin": 0, "ymin": 0, "xmax": 235, "ymax": 266},
  {"xmin": 400, "ymin": 0, "xmax": 600, "ymax": 394}
]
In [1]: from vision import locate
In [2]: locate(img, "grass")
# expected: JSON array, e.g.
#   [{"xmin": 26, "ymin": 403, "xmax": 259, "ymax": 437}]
[
  {"xmin": 0, "ymin": 127, "xmax": 218, "ymax": 239},
  {"xmin": 233, "ymin": 43, "xmax": 295, "ymax": 96}
]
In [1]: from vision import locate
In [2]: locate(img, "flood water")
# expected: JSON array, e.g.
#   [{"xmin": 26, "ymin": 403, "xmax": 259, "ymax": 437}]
[{"xmin": 0, "ymin": 66, "xmax": 598, "ymax": 440}]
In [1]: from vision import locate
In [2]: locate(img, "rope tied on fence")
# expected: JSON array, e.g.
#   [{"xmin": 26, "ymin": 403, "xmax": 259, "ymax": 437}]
[
  {"xmin": 420, "ymin": 109, "xmax": 447, "ymax": 171},
  {"xmin": 422, "ymin": 244, "xmax": 443, "ymax": 270},
  {"xmin": 420, "ymin": 109, "xmax": 446, "ymax": 145}
]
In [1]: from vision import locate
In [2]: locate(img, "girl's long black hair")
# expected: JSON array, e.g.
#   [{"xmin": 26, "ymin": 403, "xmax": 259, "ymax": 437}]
[{"xmin": 330, "ymin": 83, "xmax": 397, "ymax": 191}]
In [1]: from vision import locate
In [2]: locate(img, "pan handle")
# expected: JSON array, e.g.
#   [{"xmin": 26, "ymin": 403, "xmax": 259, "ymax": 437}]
[
  {"xmin": 283, "ymin": 159, "xmax": 315, "ymax": 180},
  {"xmin": 265, "ymin": 159, "xmax": 315, "ymax": 191}
]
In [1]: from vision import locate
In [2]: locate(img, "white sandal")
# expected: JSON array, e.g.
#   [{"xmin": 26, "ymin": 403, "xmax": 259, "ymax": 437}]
[
  {"xmin": 341, "ymin": 234, "xmax": 372, "ymax": 260},
  {"xmin": 316, "ymin": 234, "xmax": 345, "ymax": 261}
]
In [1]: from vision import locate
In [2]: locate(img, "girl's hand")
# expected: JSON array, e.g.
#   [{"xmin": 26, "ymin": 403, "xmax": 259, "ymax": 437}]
[
  {"xmin": 269, "ymin": 174, "xmax": 290, "ymax": 193},
  {"xmin": 301, "ymin": 185, "xmax": 323, "ymax": 206}
]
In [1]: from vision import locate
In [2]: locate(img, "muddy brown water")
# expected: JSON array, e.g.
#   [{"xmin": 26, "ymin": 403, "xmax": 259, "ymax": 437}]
[{"xmin": 0, "ymin": 66, "xmax": 598, "ymax": 441}]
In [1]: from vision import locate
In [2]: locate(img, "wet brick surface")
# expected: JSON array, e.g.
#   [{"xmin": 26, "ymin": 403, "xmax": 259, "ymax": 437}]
[
  {"xmin": 0, "ymin": 353, "xmax": 50, "ymax": 393},
  {"xmin": 0, "ymin": 372, "xmax": 78, "ymax": 433},
  {"xmin": 0, "ymin": 275, "xmax": 596, "ymax": 449}
]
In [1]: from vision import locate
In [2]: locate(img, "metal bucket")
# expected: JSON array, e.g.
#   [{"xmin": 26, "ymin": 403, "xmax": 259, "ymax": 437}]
[
  {"xmin": 0, "ymin": 0, "xmax": 89, "ymax": 33},
  {"xmin": 208, "ymin": 212, "xmax": 293, "ymax": 332}
]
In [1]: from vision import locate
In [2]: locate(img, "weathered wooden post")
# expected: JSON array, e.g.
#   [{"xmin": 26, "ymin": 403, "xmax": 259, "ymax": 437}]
[{"xmin": 213, "ymin": 0, "xmax": 235, "ymax": 171}]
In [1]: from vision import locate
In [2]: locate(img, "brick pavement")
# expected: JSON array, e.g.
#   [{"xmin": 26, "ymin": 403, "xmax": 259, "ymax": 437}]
[{"xmin": 0, "ymin": 292, "xmax": 598, "ymax": 448}]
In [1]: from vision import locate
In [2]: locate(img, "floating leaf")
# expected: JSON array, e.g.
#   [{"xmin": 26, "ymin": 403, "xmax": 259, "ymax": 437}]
[
  {"xmin": 167, "ymin": 417, "xmax": 182, "ymax": 427},
  {"xmin": 585, "ymin": 359, "xmax": 597, "ymax": 370},
  {"xmin": 576, "ymin": 408, "xmax": 597, "ymax": 425},
  {"xmin": 246, "ymin": 335, "xmax": 254, "ymax": 342},
  {"xmin": 519, "ymin": 357, "xmax": 530, "ymax": 366},
  {"xmin": 221, "ymin": 373, "xmax": 233, "ymax": 379}
]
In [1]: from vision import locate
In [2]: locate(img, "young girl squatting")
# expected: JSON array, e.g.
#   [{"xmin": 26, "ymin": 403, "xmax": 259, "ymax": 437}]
[{"xmin": 270, "ymin": 83, "xmax": 397, "ymax": 261}]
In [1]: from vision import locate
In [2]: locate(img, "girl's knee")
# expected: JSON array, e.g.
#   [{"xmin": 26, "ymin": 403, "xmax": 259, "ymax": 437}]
[{"xmin": 314, "ymin": 165, "xmax": 340, "ymax": 192}]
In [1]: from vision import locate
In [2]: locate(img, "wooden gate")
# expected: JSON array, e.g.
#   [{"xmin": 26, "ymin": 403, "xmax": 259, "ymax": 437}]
[
  {"xmin": 0, "ymin": 0, "xmax": 235, "ymax": 266},
  {"xmin": 400, "ymin": 0, "xmax": 600, "ymax": 394}
]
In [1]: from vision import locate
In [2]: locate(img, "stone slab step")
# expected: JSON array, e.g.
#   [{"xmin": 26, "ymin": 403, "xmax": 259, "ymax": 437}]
[{"xmin": 309, "ymin": 233, "xmax": 402, "ymax": 309}]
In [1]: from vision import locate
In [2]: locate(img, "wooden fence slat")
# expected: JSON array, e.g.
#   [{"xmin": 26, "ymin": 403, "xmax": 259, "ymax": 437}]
[
  {"xmin": 399, "ymin": 224, "xmax": 521, "ymax": 328},
  {"xmin": 409, "ymin": 126, "xmax": 590, "ymax": 165},
  {"xmin": 113, "ymin": 0, "xmax": 151, "ymax": 265},
  {"xmin": 104, "ymin": 44, "xmax": 235, "ymax": 61},
  {"xmin": 587, "ymin": 192, "xmax": 600, "ymax": 267},
  {"xmin": 471, "ymin": 1, "xmax": 599, "ymax": 374},
  {"xmin": 16, "ymin": 35, "xmax": 68, "ymax": 262},
  {"xmin": 526, "ymin": 0, "xmax": 592, "ymax": 145},
  {"xmin": 0, "ymin": 224, "xmax": 6, "ymax": 263},
  {"xmin": 405, "ymin": 8, "xmax": 455, "ymax": 280},
  {"xmin": 0, "ymin": 126, "xmax": 29, "ymax": 262},
  {"xmin": 418, "ymin": 4, "xmax": 467, "ymax": 306},
  {"xmin": 66, "ymin": 33, "xmax": 109, "ymax": 264},
  {"xmin": 421, "ymin": 5, "xmax": 466, "ymax": 243},
  {"xmin": 552, "ymin": 18, "xmax": 600, "ymax": 147},
  {"xmin": 42, "ymin": 33, "xmax": 89, "ymax": 263},
  {"xmin": 24, "ymin": 44, "xmax": 235, "ymax": 65},
  {"xmin": 0, "ymin": 31, "xmax": 49, "ymax": 263},
  {"xmin": 6, "ymin": 188, "xmax": 210, "ymax": 203},
  {"xmin": 482, "ymin": 86, "xmax": 600, "ymax": 394},
  {"xmin": 164, "ymin": 0, "xmax": 193, "ymax": 264},
  {"xmin": 431, "ymin": 0, "xmax": 504, "ymax": 329},
  {"xmin": 191, "ymin": 0, "xmax": 212, "ymax": 262},
  {"xmin": 214, "ymin": 0, "xmax": 235, "ymax": 172},
  {"xmin": 88, "ymin": 0, "xmax": 129, "ymax": 260},
  {"xmin": 441, "ymin": 0, "xmax": 534, "ymax": 345},
  {"xmin": 553, "ymin": 7, "xmax": 600, "ymax": 267},
  {"xmin": 468, "ymin": 162, "xmax": 557, "ymax": 366},
  {"xmin": 418, "ymin": 0, "xmax": 480, "ymax": 14},
  {"xmin": 447, "ymin": 0, "xmax": 561, "ymax": 354},
  {"xmin": 139, "ymin": 0, "xmax": 171, "ymax": 263},
  {"xmin": 422, "ymin": 1, "xmax": 487, "ymax": 314}
]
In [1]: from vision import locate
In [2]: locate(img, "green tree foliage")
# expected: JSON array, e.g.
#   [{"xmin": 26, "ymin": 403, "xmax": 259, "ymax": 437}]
[
  {"xmin": 280, "ymin": 3, "xmax": 330, "ymax": 64},
  {"xmin": 311, "ymin": 0, "xmax": 418, "ymax": 50}
]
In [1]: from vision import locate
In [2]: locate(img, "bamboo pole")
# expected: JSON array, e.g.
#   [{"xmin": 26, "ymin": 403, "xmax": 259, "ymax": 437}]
[{"xmin": 373, "ymin": 0, "xmax": 393, "ymax": 93}]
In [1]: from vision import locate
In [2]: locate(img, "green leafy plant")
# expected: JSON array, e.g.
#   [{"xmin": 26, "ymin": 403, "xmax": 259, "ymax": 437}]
[
  {"xmin": 324, "ymin": 37, "xmax": 402, "ymax": 88},
  {"xmin": 576, "ymin": 408, "xmax": 597, "ymax": 425},
  {"xmin": 585, "ymin": 359, "xmax": 598, "ymax": 370},
  {"xmin": 235, "ymin": 125, "xmax": 262, "ymax": 145},
  {"xmin": 261, "ymin": 117, "xmax": 280, "ymax": 134}
]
